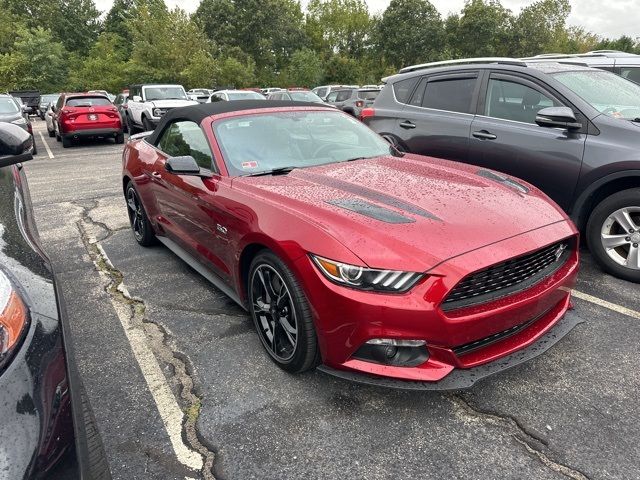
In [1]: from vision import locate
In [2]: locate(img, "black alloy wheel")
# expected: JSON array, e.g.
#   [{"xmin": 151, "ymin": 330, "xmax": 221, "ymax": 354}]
[
  {"xmin": 125, "ymin": 181, "xmax": 156, "ymax": 246},
  {"xmin": 248, "ymin": 251, "xmax": 320, "ymax": 373}
]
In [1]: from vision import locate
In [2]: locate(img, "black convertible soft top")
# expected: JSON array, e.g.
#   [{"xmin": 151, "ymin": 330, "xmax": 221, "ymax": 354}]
[{"xmin": 146, "ymin": 100, "xmax": 331, "ymax": 144}]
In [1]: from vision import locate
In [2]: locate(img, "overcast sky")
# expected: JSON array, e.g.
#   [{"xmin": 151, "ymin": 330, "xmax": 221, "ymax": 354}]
[{"xmin": 94, "ymin": 0, "xmax": 639, "ymax": 39}]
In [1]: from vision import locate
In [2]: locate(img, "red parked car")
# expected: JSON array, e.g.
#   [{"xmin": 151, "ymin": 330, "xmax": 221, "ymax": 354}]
[
  {"xmin": 121, "ymin": 101, "xmax": 581, "ymax": 389},
  {"xmin": 53, "ymin": 93, "xmax": 124, "ymax": 148}
]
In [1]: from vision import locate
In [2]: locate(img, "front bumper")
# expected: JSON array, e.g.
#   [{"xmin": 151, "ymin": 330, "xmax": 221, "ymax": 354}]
[
  {"xmin": 294, "ymin": 221, "xmax": 579, "ymax": 385},
  {"xmin": 318, "ymin": 309, "xmax": 584, "ymax": 390}
]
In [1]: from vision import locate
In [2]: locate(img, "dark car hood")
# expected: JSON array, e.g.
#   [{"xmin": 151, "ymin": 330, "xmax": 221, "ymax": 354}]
[{"xmin": 234, "ymin": 154, "xmax": 569, "ymax": 271}]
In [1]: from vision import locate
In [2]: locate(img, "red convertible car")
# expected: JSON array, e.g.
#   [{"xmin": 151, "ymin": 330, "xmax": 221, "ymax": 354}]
[{"xmin": 122, "ymin": 101, "xmax": 581, "ymax": 389}]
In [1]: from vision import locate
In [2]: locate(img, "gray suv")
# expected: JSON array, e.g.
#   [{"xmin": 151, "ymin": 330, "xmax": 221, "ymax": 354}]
[
  {"xmin": 325, "ymin": 87, "xmax": 381, "ymax": 117},
  {"xmin": 364, "ymin": 58, "xmax": 640, "ymax": 282}
]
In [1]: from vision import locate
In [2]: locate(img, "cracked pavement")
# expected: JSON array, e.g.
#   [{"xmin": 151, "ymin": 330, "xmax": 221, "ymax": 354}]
[{"xmin": 23, "ymin": 120, "xmax": 640, "ymax": 479}]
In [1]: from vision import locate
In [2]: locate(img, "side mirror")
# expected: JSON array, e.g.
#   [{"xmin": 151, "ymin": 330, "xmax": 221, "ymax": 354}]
[
  {"xmin": 132, "ymin": 95, "xmax": 142, "ymax": 102},
  {"xmin": 0, "ymin": 123, "xmax": 34, "ymax": 167},
  {"xmin": 165, "ymin": 156, "xmax": 211, "ymax": 177},
  {"xmin": 535, "ymin": 107, "xmax": 582, "ymax": 130}
]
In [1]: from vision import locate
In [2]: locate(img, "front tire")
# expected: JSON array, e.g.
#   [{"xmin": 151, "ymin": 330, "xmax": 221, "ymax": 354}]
[
  {"xmin": 48, "ymin": 126, "xmax": 55, "ymax": 137},
  {"xmin": 126, "ymin": 114, "xmax": 137, "ymax": 135},
  {"xmin": 115, "ymin": 132, "xmax": 124, "ymax": 144},
  {"xmin": 248, "ymin": 251, "xmax": 320, "ymax": 373},
  {"xmin": 586, "ymin": 188, "xmax": 640, "ymax": 282},
  {"xmin": 142, "ymin": 116, "xmax": 155, "ymax": 132},
  {"xmin": 125, "ymin": 181, "xmax": 157, "ymax": 246}
]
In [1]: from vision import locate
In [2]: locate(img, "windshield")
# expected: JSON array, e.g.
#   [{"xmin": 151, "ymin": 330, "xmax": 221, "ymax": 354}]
[
  {"xmin": 40, "ymin": 94, "xmax": 59, "ymax": 105},
  {"xmin": 66, "ymin": 96, "xmax": 112, "ymax": 107},
  {"xmin": 553, "ymin": 70, "xmax": 640, "ymax": 120},
  {"xmin": 0, "ymin": 98, "xmax": 20, "ymax": 114},
  {"xmin": 227, "ymin": 91, "xmax": 265, "ymax": 100},
  {"xmin": 214, "ymin": 110, "xmax": 394, "ymax": 176},
  {"xmin": 144, "ymin": 86, "xmax": 187, "ymax": 101},
  {"xmin": 289, "ymin": 91, "xmax": 324, "ymax": 103}
]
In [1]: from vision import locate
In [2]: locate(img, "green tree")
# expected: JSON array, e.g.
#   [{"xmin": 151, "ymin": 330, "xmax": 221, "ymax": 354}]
[
  {"xmin": 68, "ymin": 32, "xmax": 128, "ymax": 92},
  {"xmin": 0, "ymin": 27, "xmax": 68, "ymax": 91},
  {"xmin": 451, "ymin": 0, "xmax": 514, "ymax": 57},
  {"xmin": 195, "ymin": 0, "xmax": 307, "ymax": 77},
  {"xmin": 127, "ymin": 7, "xmax": 214, "ymax": 85},
  {"xmin": 305, "ymin": 0, "xmax": 372, "ymax": 57},
  {"xmin": 216, "ymin": 56, "xmax": 256, "ymax": 88},
  {"xmin": 282, "ymin": 48, "xmax": 324, "ymax": 87},
  {"xmin": 181, "ymin": 50, "xmax": 218, "ymax": 89},
  {"xmin": 513, "ymin": 0, "xmax": 571, "ymax": 56},
  {"xmin": 375, "ymin": 0, "xmax": 444, "ymax": 69},
  {"xmin": 104, "ymin": 0, "xmax": 135, "ymax": 47}
]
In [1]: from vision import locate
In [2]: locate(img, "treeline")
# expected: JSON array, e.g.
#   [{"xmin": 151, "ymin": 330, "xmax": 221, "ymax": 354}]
[{"xmin": 0, "ymin": 0, "xmax": 638, "ymax": 93}]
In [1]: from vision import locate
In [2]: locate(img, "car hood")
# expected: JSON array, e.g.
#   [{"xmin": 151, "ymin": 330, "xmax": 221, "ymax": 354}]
[
  {"xmin": 150, "ymin": 99, "xmax": 198, "ymax": 108},
  {"xmin": 234, "ymin": 154, "xmax": 569, "ymax": 271}
]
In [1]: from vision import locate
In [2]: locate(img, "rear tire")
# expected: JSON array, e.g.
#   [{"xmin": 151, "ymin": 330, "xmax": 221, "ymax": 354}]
[
  {"xmin": 31, "ymin": 135, "xmax": 37, "ymax": 155},
  {"xmin": 248, "ymin": 251, "xmax": 320, "ymax": 373},
  {"xmin": 48, "ymin": 127, "xmax": 55, "ymax": 137},
  {"xmin": 125, "ymin": 181, "xmax": 157, "ymax": 246},
  {"xmin": 586, "ymin": 188, "xmax": 640, "ymax": 283},
  {"xmin": 115, "ymin": 133, "xmax": 124, "ymax": 144},
  {"xmin": 61, "ymin": 135, "xmax": 72, "ymax": 148}
]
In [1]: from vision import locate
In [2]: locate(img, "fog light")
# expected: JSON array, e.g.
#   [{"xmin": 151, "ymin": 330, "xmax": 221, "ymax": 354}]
[{"xmin": 353, "ymin": 339, "xmax": 429, "ymax": 367}]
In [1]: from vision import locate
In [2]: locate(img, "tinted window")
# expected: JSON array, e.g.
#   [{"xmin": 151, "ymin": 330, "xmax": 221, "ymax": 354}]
[
  {"xmin": 66, "ymin": 96, "xmax": 112, "ymax": 107},
  {"xmin": 157, "ymin": 121, "xmax": 213, "ymax": 170},
  {"xmin": 315, "ymin": 88, "xmax": 328, "ymax": 98},
  {"xmin": 485, "ymin": 79, "xmax": 559, "ymax": 124},
  {"xmin": 620, "ymin": 67, "xmax": 640, "ymax": 84},
  {"xmin": 326, "ymin": 91, "xmax": 339, "ymax": 102},
  {"xmin": 335, "ymin": 90, "xmax": 352, "ymax": 102},
  {"xmin": 409, "ymin": 78, "xmax": 428, "ymax": 106},
  {"xmin": 358, "ymin": 90, "xmax": 379, "ymax": 100},
  {"xmin": 422, "ymin": 77, "xmax": 476, "ymax": 113},
  {"xmin": 392, "ymin": 77, "xmax": 419, "ymax": 104},
  {"xmin": 289, "ymin": 91, "xmax": 323, "ymax": 102}
]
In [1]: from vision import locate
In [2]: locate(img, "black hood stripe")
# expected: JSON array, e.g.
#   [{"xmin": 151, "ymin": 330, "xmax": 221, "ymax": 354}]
[
  {"xmin": 304, "ymin": 172, "xmax": 441, "ymax": 221},
  {"xmin": 326, "ymin": 199, "xmax": 415, "ymax": 224}
]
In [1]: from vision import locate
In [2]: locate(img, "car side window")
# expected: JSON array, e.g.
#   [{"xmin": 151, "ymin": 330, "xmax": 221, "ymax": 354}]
[
  {"xmin": 420, "ymin": 76, "xmax": 477, "ymax": 113},
  {"xmin": 326, "ymin": 91, "xmax": 339, "ymax": 102},
  {"xmin": 316, "ymin": 88, "xmax": 328, "ymax": 98},
  {"xmin": 335, "ymin": 90, "xmax": 352, "ymax": 102},
  {"xmin": 485, "ymin": 78, "xmax": 561, "ymax": 124},
  {"xmin": 157, "ymin": 121, "xmax": 214, "ymax": 171},
  {"xmin": 393, "ymin": 77, "xmax": 419, "ymax": 104},
  {"xmin": 409, "ymin": 78, "xmax": 428, "ymax": 106},
  {"xmin": 620, "ymin": 67, "xmax": 640, "ymax": 84}
]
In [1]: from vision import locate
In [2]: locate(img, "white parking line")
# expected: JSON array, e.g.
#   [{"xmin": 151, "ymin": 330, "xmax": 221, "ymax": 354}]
[
  {"xmin": 573, "ymin": 289, "xmax": 640, "ymax": 320},
  {"xmin": 94, "ymin": 243, "xmax": 204, "ymax": 472},
  {"xmin": 37, "ymin": 131, "xmax": 54, "ymax": 159}
]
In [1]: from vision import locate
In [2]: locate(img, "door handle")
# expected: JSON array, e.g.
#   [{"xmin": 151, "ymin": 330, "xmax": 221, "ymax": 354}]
[
  {"xmin": 399, "ymin": 120, "xmax": 416, "ymax": 129},
  {"xmin": 472, "ymin": 130, "xmax": 497, "ymax": 140}
]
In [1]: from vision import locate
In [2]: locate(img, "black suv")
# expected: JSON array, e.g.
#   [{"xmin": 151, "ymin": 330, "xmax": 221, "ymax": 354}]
[{"xmin": 364, "ymin": 58, "xmax": 640, "ymax": 282}]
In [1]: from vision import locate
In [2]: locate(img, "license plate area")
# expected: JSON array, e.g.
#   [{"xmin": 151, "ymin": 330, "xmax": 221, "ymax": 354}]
[{"xmin": 88, "ymin": 114, "xmax": 98, "ymax": 121}]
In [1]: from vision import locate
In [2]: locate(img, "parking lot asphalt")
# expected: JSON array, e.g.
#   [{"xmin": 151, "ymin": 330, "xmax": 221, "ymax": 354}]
[{"xmin": 23, "ymin": 118, "xmax": 640, "ymax": 480}]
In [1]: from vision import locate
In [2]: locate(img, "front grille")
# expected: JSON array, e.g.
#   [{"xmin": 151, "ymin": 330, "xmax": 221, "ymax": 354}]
[{"xmin": 442, "ymin": 240, "xmax": 571, "ymax": 311}]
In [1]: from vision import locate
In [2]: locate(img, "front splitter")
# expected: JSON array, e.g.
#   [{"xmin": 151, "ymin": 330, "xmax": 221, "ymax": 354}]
[{"xmin": 317, "ymin": 309, "xmax": 584, "ymax": 391}]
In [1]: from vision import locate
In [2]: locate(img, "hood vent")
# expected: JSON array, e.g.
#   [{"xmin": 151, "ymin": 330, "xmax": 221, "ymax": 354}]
[
  {"xmin": 477, "ymin": 169, "xmax": 529, "ymax": 194},
  {"xmin": 326, "ymin": 199, "xmax": 415, "ymax": 224}
]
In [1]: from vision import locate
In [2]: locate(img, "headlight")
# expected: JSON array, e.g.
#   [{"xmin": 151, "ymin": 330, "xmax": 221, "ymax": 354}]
[
  {"xmin": 0, "ymin": 270, "xmax": 28, "ymax": 368},
  {"xmin": 310, "ymin": 255, "xmax": 423, "ymax": 293},
  {"xmin": 10, "ymin": 117, "xmax": 26, "ymax": 125},
  {"xmin": 153, "ymin": 108, "xmax": 165, "ymax": 117}
]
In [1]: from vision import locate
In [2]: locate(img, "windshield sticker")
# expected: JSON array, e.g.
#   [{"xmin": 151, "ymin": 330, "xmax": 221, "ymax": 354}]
[{"xmin": 242, "ymin": 161, "xmax": 258, "ymax": 169}]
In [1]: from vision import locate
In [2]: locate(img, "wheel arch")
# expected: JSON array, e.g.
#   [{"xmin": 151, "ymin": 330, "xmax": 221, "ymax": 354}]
[{"xmin": 571, "ymin": 170, "xmax": 640, "ymax": 231}]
